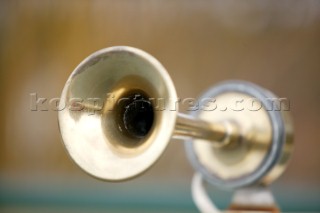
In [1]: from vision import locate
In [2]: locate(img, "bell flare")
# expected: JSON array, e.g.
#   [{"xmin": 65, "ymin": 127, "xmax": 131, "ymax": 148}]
[{"xmin": 58, "ymin": 46, "xmax": 178, "ymax": 181}]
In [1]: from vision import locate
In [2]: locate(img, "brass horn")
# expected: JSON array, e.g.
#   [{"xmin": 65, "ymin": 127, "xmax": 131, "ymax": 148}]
[{"xmin": 58, "ymin": 46, "xmax": 293, "ymax": 189}]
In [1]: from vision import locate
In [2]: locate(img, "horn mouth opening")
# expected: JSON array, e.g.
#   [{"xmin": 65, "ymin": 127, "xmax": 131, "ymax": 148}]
[
  {"xmin": 59, "ymin": 46, "xmax": 178, "ymax": 181},
  {"xmin": 101, "ymin": 75, "xmax": 160, "ymax": 157},
  {"xmin": 118, "ymin": 90, "xmax": 154, "ymax": 139}
]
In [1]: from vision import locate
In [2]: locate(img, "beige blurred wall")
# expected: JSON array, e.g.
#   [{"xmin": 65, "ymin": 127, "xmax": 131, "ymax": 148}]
[{"xmin": 1, "ymin": 0, "xmax": 320, "ymax": 185}]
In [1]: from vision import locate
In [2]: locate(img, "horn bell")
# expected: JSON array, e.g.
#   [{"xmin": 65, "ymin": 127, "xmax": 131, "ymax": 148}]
[{"xmin": 58, "ymin": 46, "xmax": 178, "ymax": 181}]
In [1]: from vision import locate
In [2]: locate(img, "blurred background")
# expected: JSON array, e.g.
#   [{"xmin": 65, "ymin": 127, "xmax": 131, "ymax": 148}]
[{"xmin": 1, "ymin": 0, "xmax": 320, "ymax": 212}]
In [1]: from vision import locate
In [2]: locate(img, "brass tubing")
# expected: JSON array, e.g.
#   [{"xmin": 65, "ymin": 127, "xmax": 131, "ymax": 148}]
[{"xmin": 174, "ymin": 113, "xmax": 238, "ymax": 147}]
